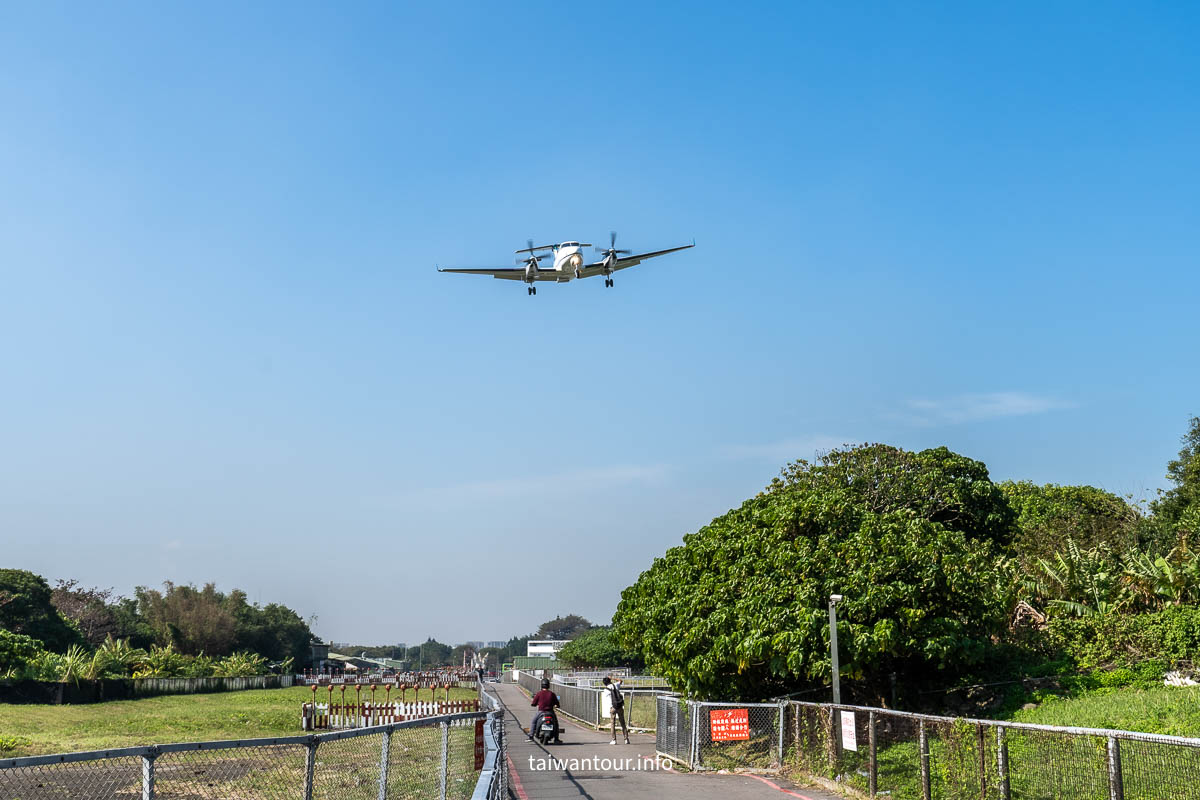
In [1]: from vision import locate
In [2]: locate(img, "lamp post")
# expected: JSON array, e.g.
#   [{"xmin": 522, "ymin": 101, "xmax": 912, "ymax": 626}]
[{"xmin": 829, "ymin": 594, "xmax": 843, "ymax": 705}]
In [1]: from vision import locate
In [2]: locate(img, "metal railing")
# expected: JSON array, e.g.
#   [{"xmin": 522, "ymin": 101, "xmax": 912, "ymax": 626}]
[
  {"xmin": 516, "ymin": 671, "xmax": 664, "ymax": 731},
  {"xmin": 473, "ymin": 683, "xmax": 506, "ymax": 800},
  {"xmin": 789, "ymin": 701, "xmax": 1200, "ymax": 800},
  {"xmin": 560, "ymin": 675, "xmax": 670, "ymax": 689},
  {"xmin": 0, "ymin": 694, "xmax": 506, "ymax": 800},
  {"xmin": 654, "ymin": 694, "xmax": 1200, "ymax": 798}
]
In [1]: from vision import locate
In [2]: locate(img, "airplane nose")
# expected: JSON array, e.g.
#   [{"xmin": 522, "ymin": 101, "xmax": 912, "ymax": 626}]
[{"xmin": 568, "ymin": 253, "xmax": 582, "ymax": 269}]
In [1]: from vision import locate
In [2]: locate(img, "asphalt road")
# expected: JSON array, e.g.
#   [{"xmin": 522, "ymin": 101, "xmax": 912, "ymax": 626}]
[{"xmin": 493, "ymin": 681, "xmax": 848, "ymax": 800}]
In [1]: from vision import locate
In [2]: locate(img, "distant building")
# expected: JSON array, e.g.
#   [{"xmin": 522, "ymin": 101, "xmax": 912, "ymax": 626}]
[
  {"xmin": 465, "ymin": 641, "xmax": 485, "ymax": 650},
  {"xmin": 310, "ymin": 640, "xmax": 331, "ymax": 673},
  {"xmin": 486, "ymin": 641, "xmax": 507, "ymax": 649},
  {"xmin": 527, "ymin": 640, "xmax": 570, "ymax": 658}
]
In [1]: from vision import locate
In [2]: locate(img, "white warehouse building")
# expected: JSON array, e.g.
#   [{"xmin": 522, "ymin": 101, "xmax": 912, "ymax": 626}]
[{"xmin": 526, "ymin": 640, "xmax": 570, "ymax": 658}]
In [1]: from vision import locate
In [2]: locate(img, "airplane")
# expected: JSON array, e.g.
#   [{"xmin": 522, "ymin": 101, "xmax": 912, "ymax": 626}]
[{"xmin": 437, "ymin": 232, "xmax": 694, "ymax": 295}]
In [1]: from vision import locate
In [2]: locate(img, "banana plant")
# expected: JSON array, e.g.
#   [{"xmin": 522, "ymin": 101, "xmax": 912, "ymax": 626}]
[{"xmin": 1029, "ymin": 539, "xmax": 1122, "ymax": 617}]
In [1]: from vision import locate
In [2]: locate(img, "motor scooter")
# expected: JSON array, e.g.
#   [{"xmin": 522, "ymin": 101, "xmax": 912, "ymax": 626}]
[{"xmin": 535, "ymin": 710, "xmax": 558, "ymax": 745}]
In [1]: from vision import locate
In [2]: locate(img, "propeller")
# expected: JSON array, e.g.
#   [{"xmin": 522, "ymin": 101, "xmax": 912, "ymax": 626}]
[
  {"xmin": 516, "ymin": 239, "xmax": 550, "ymax": 266},
  {"xmin": 595, "ymin": 231, "xmax": 632, "ymax": 264}
]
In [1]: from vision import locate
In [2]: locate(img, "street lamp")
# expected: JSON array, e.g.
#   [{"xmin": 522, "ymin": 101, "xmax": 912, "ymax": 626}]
[{"xmin": 828, "ymin": 594, "xmax": 844, "ymax": 706}]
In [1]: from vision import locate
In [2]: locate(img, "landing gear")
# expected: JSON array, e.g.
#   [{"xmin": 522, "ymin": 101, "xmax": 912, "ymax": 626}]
[
  {"xmin": 527, "ymin": 286, "xmax": 536, "ymax": 296},
  {"xmin": 604, "ymin": 278, "xmax": 614, "ymax": 288}
]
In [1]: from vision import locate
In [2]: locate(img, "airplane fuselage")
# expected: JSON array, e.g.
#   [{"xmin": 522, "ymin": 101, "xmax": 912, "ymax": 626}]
[{"xmin": 547, "ymin": 242, "xmax": 586, "ymax": 281}]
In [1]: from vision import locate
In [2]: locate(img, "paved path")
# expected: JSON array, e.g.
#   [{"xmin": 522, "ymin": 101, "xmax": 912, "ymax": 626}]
[{"xmin": 492, "ymin": 681, "xmax": 847, "ymax": 800}]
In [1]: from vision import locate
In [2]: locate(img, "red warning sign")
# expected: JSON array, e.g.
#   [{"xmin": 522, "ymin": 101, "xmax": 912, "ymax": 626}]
[
  {"xmin": 474, "ymin": 719, "xmax": 485, "ymax": 770},
  {"xmin": 710, "ymin": 708, "xmax": 750, "ymax": 741}
]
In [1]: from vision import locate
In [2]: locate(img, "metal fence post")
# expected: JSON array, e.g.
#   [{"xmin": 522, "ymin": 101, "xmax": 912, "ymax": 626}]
[
  {"xmin": 691, "ymin": 703, "xmax": 701, "ymax": 769},
  {"xmin": 499, "ymin": 711, "xmax": 508, "ymax": 800},
  {"xmin": 977, "ymin": 722, "xmax": 988, "ymax": 800},
  {"xmin": 304, "ymin": 739, "xmax": 317, "ymax": 800},
  {"xmin": 919, "ymin": 719, "xmax": 931, "ymax": 800},
  {"xmin": 378, "ymin": 728, "xmax": 391, "ymax": 800},
  {"xmin": 440, "ymin": 720, "xmax": 450, "ymax": 800},
  {"xmin": 827, "ymin": 706, "xmax": 838, "ymax": 776},
  {"xmin": 996, "ymin": 727, "xmax": 1010, "ymax": 800},
  {"xmin": 868, "ymin": 711, "xmax": 877, "ymax": 799},
  {"xmin": 1107, "ymin": 737, "xmax": 1124, "ymax": 800},
  {"xmin": 777, "ymin": 701, "xmax": 786, "ymax": 767},
  {"xmin": 141, "ymin": 753, "xmax": 155, "ymax": 800}
]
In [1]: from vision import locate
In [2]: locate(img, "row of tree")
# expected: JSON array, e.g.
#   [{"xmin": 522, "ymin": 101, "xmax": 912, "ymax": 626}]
[
  {"xmin": 614, "ymin": 417, "xmax": 1200, "ymax": 700},
  {"xmin": 0, "ymin": 571, "xmax": 314, "ymax": 679},
  {"xmin": 331, "ymin": 616, "xmax": 600, "ymax": 671}
]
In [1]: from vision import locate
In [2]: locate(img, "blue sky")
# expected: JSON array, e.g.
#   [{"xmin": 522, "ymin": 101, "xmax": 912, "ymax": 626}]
[{"xmin": 2, "ymin": 2, "xmax": 1197, "ymax": 645}]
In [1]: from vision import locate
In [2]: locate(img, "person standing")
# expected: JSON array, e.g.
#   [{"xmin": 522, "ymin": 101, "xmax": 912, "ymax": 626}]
[{"xmin": 603, "ymin": 676, "xmax": 629, "ymax": 744}]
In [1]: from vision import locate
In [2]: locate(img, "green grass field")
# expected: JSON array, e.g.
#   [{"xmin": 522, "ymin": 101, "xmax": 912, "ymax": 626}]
[
  {"xmin": 0, "ymin": 685, "xmax": 478, "ymax": 757},
  {"xmin": 1007, "ymin": 683, "xmax": 1200, "ymax": 736}
]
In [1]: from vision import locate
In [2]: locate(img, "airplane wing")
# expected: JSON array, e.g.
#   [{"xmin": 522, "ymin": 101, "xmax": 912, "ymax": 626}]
[
  {"xmin": 579, "ymin": 243, "xmax": 695, "ymax": 277},
  {"xmin": 438, "ymin": 267, "xmax": 527, "ymax": 281},
  {"xmin": 438, "ymin": 267, "xmax": 567, "ymax": 282}
]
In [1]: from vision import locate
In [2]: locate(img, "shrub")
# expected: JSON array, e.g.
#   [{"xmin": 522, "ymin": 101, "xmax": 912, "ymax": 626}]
[
  {"xmin": 1043, "ymin": 606, "xmax": 1200, "ymax": 669},
  {"xmin": 0, "ymin": 630, "xmax": 45, "ymax": 678}
]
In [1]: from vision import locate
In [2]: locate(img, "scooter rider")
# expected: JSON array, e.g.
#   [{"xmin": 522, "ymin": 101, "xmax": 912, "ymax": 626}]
[{"xmin": 530, "ymin": 679, "xmax": 562, "ymax": 743}]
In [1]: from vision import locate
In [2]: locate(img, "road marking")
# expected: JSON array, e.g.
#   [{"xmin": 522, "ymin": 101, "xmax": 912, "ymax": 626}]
[
  {"xmin": 741, "ymin": 773, "xmax": 821, "ymax": 799},
  {"xmin": 506, "ymin": 753, "xmax": 530, "ymax": 800}
]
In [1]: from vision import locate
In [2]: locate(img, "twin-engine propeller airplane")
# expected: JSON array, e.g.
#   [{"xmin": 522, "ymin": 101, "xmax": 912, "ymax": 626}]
[{"xmin": 437, "ymin": 232, "xmax": 694, "ymax": 295}]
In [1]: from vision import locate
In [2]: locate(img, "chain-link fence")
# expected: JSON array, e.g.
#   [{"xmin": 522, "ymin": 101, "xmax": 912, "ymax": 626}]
[
  {"xmin": 655, "ymin": 694, "xmax": 691, "ymax": 765},
  {"xmin": 0, "ymin": 704, "xmax": 507, "ymax": 800},
  {"xmin": 653, "ymin": 695, "xmax": 1200, "ymax": 797},
  {"xmin": 780, "ymin": 701, "xmax": 1200, "ymax": 800},
  {"xmin": 653, "ymin": 697, "xmax": 783, "ymax": 771}
]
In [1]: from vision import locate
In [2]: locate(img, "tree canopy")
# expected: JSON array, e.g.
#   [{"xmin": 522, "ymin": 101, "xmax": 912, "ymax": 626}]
[
  {"xmin": 615, "ymin": 444, "xmax": 1013, "ymax": 700},
  {"xmin": 130, "ymin": 583, "xmax": 312, "ymax": 662},
  {"xmin": 1154, "ymin": 416, "xmax": 1200, "ymax": 531},
  {"xmin": 404, "ymin": 638, "xmax": 452, "ymax": 667},
  {"xmin": 0, "ymin": 569, "xmax": 83, "ymax": 652},
  {"xmin": 536, "ymin": 614, "xmax": 593, "ymax": 640},
  {"xmin": 1000, "ymin": 481, "xmax": 1141, "ymax": 564},
  {"xmin": 556, "ymin": 626, "xmax": 643, "ymax": 670}
]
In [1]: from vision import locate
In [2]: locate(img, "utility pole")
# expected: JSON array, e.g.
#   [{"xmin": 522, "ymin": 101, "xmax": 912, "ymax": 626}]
[{"xmin": 829, "ymin": 595, "xmax": 843, "ymax": 705}]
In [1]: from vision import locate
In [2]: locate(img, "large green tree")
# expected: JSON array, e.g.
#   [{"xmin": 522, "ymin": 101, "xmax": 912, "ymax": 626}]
[
  {"xmin": 556, "ymin": 626, "xmax": 643, "ymax": 670},
  {"xmin": 0, "ymin": 569, "xmax": 83, "ymax": 652},
  {"xmin": 1153, "ymin": 416, "xmax": 1200, "ymax": 531},
  {"xmin": 615, "ymin": 444, "xmax": 1014, "ymax": 700},
  {"xmin": 1000, "ymin": 481, "xmax": 1141, "ymax": 564},
  {"xmin": 135, "ymin": 582, "xmax": 238, "ymax": 655},
  {"xmin": 133, "ymin": 582, "xmax": 311, "ymax": 660},
  {"xmin": 536, "ymin": 615, "xmax": 593, "ymax": 640},
  {"xmin": 404, "ymin": 638, "xmax": 452, "ymax": 667}
]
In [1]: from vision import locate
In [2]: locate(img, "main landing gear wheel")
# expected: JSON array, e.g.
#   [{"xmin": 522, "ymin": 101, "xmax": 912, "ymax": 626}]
[
  {"xmin": 605, "ymin": 278, "xmax": 613, "ymax": 288},
  {"xmin": 527, "ymin": 286, "xmax": 536, "ymax": 295}
]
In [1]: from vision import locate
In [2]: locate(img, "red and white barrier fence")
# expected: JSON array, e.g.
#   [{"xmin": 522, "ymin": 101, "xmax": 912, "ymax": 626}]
[{"xmin": 302, "ymin": 699, "xmax": 480, "ymax": 730}]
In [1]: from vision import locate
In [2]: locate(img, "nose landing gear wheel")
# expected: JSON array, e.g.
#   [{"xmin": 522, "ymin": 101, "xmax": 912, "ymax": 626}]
[{"xmin": 527, "ymin": 286, "xmax": 536, "ymax": 295}]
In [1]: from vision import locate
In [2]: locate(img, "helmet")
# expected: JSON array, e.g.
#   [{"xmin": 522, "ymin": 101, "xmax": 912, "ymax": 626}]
[{"xmin": 541, "ymin": 680, "xmax": 550, "ymax": 689}]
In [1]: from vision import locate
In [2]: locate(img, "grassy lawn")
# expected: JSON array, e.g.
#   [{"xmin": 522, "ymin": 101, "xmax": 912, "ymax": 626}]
[
  {"xmin": 1007, "ymin": 683, "xmax": 1200, "ymax": 736},
  {"xmin": 0, "ymin": 685, "xmax": 479, "ymax": 757}
]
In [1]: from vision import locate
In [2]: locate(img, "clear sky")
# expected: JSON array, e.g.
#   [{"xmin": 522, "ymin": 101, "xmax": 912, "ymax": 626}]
[{"xmin": 2, "ymin": 2, "xmax": 1197, "ymax": 646}]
